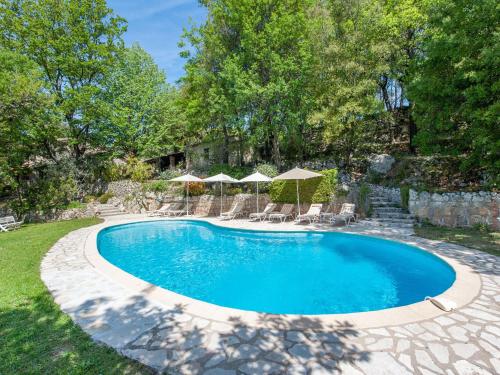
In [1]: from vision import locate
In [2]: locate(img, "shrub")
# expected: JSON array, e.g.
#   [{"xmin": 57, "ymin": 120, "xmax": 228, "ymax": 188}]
[
  {"xmin": 65, "ymin": 201, "xmax": 86, "ymax": 209},
  {"xmin": 83, "ymin": 195, "xmax": 96, "ymax": 203},
  {"xmin": 142, "ymin": 180, "xmax": 170, "ymax": 192},
  {"xmin": 227, "ymin": 187, "xmax": 243, "ymax": 196},
  {"xmin": 269, "ymin": 169, "xmax": 337, "ymax": 203},
  {"xmin": 358, "ymin": 183, "xmax": 371, "ymax": 217},
  {"xmin": 159, "ymin": 169, "xmax": 181, "ymax": 180},
  {"xmin": 98, "ymin": 192, "xmax": 114, "ymax": 204},
  {"xmin": 400, "ymin": 185, "xmax": 410, "ymax": 210},
  {"xmin": 208, "ymin": 164, "xmax": 251, "ymax": 180},
  {"xmin": 254, "ymin": 163, "xmax": 278, "ymax": 178},
  {"xmin": 126, "ymin": 158, "xmax": 153, "ymax": 182},
  {"xmin": 187, "ymin": 182, "xmax": 206, "ymax": 196}
]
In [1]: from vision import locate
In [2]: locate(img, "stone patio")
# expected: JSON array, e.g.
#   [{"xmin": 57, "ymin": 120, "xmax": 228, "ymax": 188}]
[{"xmin": 41, "ymin": 215, "xmax": 500, "ymax": 374}]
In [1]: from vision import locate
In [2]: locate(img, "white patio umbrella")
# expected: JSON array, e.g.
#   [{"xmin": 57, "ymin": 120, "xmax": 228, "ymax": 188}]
[
  {"xmin": 168, "ymin": 174, "xmax": 203, "ymax": 216},
  {"xmin": 203, "ymin": 173, "xmax": 239, "ymax": 216},
  {"xmin": 239, "ymin": 171, "xmax": 272, "ymax": 214},
  {"xmin": 273, "ymin": 167, "xmax": 323, "ymax": 216}
]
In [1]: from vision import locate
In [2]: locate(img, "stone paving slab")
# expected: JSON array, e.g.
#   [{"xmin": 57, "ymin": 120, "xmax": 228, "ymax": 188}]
[{"xmin": 41, "ymin": 215, "xmax": 500, "ymax": 374}]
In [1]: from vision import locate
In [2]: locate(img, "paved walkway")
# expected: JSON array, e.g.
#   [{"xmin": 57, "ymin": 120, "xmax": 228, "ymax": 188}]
[{"xmin": 41, "ymin": 215, "xmax": 500, "ymax": 374}]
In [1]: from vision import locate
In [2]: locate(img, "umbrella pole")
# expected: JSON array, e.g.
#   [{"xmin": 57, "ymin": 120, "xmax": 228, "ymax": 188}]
[
  {"xmin": 186, "ymin": 182, "xmax": 189, "ymax": 216},
  {"xmin": 296, "ymin": 179, "xmax": 300, "ymax": 216},
  {"xmin": 256, "ymin": 181, "xmax": 259, "ymax": 214},
  {"xmin": 220, "ymin": 181, "xmax": 223, "ymax": 217}
]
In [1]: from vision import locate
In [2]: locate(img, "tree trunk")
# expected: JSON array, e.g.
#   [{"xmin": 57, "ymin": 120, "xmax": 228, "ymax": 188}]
[
  {"xmin": 221, "ymin": 124, "xmax": 229, "ymax": 164},
  {"xmin": 271, "ymin": 130, "xmax": 281, "ymax": 168}
]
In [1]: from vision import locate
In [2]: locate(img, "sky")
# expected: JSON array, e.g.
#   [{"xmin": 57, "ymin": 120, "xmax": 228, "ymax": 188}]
[{"xmin": 107, "ymin": 0, "xmax": 206, "ymax": 84}]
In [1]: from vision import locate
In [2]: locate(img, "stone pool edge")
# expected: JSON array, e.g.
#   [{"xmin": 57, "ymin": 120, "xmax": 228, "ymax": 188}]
[{"xmin": 83, "ymin": 217, "xmax": 481, "ymax": 330}]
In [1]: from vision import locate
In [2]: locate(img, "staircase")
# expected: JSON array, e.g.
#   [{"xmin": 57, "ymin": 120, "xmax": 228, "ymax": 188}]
[
  {"xmin": 95, "ymin": 204, "xmax": 123, "ymax": 217},
  {"xmin": 360, "ymin": 194, "xmax": 416, "ymax": 229}
]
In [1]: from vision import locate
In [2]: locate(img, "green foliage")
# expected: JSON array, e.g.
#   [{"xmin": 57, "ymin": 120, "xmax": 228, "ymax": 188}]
[
  {"xmin": 400, "ymin": 185, "xmax": 410, "ymax": 210},
  {"xmin": 409, "ymin": 0, "xmax": 500, "ymax": 185},
  {"xmin": 358, "ymin": 183, "xmax": 372, "ymax": 217},
  {"xmin": 124, "ymin": 157, "xmax": 153, "ymax": 182},
  {"xmin": 83, "ymin": 195, "xmax": 96, "ymax": 203},
  {"xmin": 65, "ymin": 201, "xmax": 86, "ymax": 210},
  {"xmin": 0, "ymin": 0, "xmax": 127, "ymax": 159},
  {"xmin": 227, "ymin": 187, "xmax": 243, "ymax": 196},
  {"xmin": 98, "ymin": 192, "xmax": 114, "ymax": 204},
  {"xmin": 142, "ymin": 180, "xmax": 170, "ymax": 193},
  {"xmin": 208, "ymin": 164, "xmax": 251, "ymax": 180},
  {"xmin": 254, "ymin": 164, "xmax": 279, "ymax": 178},
  {"xmin": 159, "ymin": 169, "xmax": 182, "ymax": 181},
  {"xmin": 269, "ymin": 169, "xmax": 337, "ymax": 203}
]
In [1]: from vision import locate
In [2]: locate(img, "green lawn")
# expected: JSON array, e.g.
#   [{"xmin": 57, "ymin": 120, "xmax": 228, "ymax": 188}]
[
  {"xmin": 0, "ymin": 218, "xmax": 151, "ymax": 374},
  {"xmin": 414, "ymin": 223, "xmax": 500, "ymax": 257}
]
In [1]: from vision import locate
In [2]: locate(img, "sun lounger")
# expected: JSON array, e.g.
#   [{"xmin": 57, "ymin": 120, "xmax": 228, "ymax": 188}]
[
  {"xmin": 162, "ymin": 203, "xmax": 185, "ymax": 216},
  {"xmin": 295, "ymin": 204, "xmax": 322, "ymax": 224},
  {"xmin": 268, "ymin": 204, "xmax": 295, "ymax": 223},
  {"xmin": 0, "ymin": 216, "xmax": 23, "ymax": 232},
  {"xmin": 329, "ymin": 203, "xmax": 356, "ymax": 226},
  {"xmin": 219, "ymin": 201, "xmax": 244, "ymax": 220},
  {"xmin": 148, "ymin": 203, "xmax": 172, "ymax": 217},
  {"xmin": 249, "ymin": 203, "xmax": 277, "ymax": 221},
  {"xmin": 319, "ymin": 203, "xmax": 335, "ymax": 222}
]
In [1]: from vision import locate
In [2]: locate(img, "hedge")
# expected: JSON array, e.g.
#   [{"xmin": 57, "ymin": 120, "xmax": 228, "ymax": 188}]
[{"xmin": 269, "ymin": 169, "xmax": 338, "ymax": 203}]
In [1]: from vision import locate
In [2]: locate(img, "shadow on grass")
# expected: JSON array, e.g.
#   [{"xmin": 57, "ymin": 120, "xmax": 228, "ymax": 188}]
[
  {"xmin": 55, "ymin": 293, "xmax": 371, "ymax": 374},
  {"xmin": 0, "ymin": 292, "xmax": 153, "ymax": 374}
]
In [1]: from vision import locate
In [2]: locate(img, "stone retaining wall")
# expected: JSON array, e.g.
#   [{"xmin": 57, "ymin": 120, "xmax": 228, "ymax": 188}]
[{"xmin": 409, "ymin": 190, "xmax": 499, "ymax": 229}]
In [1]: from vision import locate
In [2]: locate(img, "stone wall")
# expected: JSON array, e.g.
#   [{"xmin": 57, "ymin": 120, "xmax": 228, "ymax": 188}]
[
  {"xmin": 368, "ymin": 184, "xmax": 402, "ymax": 204},
  {"xmin": 409, "ymin": 190, "xmax": 499, "ymax": 229}
]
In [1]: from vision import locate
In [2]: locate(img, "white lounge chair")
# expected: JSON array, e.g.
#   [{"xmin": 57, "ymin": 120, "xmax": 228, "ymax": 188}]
[
  {"xmin": 330, "ymin": 203, "xmax": 356, "ymax": 226},
  {"xmin": 295, "ymin": 204, "xmax": 322, "ymax": 224},
  {"xmin": 268, "ymin": 204, "xmax": 295, "ymax": 223},
  {"xmin": 148, "ymin": 203, "xmax": 172, "ymax": 217},
  {"xmin": 0, "ymin": 216, "xmax": 23, "ymax": 232},
  {"xmin": 163, "ymin": 203, "xmax": 185, "ymax": 216},
  {"xmin": 319, "ymin": 203, "xmax": 335, "ymax": 222},
  {"xmin": 219, "ymin": 201, "xmax": 244, "ymax": 220},
  {"xmin": 249, "ymin": 203, "xmax": 277, "ymax": 221}
]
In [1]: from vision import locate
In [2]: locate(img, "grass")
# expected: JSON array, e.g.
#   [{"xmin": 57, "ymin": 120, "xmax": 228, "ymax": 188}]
[
  {"xmin": 0, "ymin": 218, "xmax": 152, "ymax": 374},
  {"xmin": 414, "ymin": 223, "xmax": 500, "ymax": 257}
]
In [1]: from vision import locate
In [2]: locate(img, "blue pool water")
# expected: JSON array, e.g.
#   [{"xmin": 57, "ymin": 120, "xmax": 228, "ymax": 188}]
[{"xmin": 97, "ymin": 220, "xmax": 455, "ymax": 315}]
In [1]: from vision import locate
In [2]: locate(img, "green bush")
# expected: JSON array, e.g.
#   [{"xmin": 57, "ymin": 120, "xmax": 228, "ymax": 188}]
[
  {"xmin": 358, "ymin": 183, "xmax": 371, "ymax": 217},
  {"xmin": 400, "ymin": 185, "xmax": 410, "ymax": 210},
  {"xmin": 98, "ymin": 192, "xmax": 114, "ymax": 204},
  {"xmin": 254, "ymin": 163, "xmax": 278, "ymax": 178},
  {"xmin": 126, "ymin": 158, "xmax": 153, "ymax": 182},
  {"xmin": 208, "ymin": 164, "xmax": 251, "ymax": 180},
  {"xmin": 142, "ymin": 180, "xmax": 170, "ymax": 192},
  {"xmin": 83, "ymin": 195, "xmax": 96, "ymax": 203},
  {"xmin": 269, "ymin": 169, "xmax": 337, "ymax": 203},
  {"xmin": 159, "ymin": 169, "xmax": 181, "ymax": 180},
  {"xmin": 65, "ymin": 201, "xmax": 86, "ymax": 209},
  {"xmin": 227, "ymin": 186, "xmax": 243, "ymax": 196}
]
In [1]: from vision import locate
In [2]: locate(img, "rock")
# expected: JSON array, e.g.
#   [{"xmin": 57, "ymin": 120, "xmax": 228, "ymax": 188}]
[{"xmin": 369, "ymin": 154, "xmax": 396, "ymax": 174}]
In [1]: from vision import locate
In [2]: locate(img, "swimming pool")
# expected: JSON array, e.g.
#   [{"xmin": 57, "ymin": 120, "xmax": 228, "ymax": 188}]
[{"xmin": 97, "ymin": 220, "xmax": 455, "ymax": 315}]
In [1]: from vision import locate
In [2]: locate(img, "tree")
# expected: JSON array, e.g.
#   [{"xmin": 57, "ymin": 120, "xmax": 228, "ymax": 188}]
[
  {"xmin": 409, "ymin": 0, "xmax": 500, "ymax": 184},
  {"xmin": 0, "ymin": 0, "xmax": 126, "ymax": 159},
  {"xmin": 308, "ymin": 0, "xmax": 389, "ymax": 166},
  {"xmin": 0, "ymin": 48, "xmax": 62, "ymax": 209},
  {"xmin": 102, "ymin": 44, "xmax": 171, "ymax": 156},
  {"xmin": 181, "ymin": 0, "xmax": 316, "ymax": 167}
]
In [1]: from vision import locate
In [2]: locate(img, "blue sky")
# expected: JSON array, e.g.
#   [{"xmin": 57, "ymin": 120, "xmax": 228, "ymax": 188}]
[{"xmin": 107, "ymin": 0, "xmax": 206, "ymax": 84}]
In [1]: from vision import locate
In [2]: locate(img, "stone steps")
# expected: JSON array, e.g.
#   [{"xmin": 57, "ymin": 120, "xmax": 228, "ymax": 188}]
[
  {"xmin": 95, "ymin": 204, "xmax": 123, "ymax": 217},
  {"xmin": 367, "ymin": 192, "xmax": 415, "ymax": 229}
]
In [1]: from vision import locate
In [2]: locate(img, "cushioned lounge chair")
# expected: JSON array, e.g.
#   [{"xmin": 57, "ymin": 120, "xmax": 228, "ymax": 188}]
[
  {"xmin": 249, "ymin": 203, "xmax": 277, "ymax": 221},
  {"xmin": 268, "ymin": 204, "xmax": 295, "ymax": 223},
  {"xmin": 148, "ymin": 203, "xmax": 172, "ymax": 217},
  {"xmin": 330, "ymin": 203, "xmax": 356, "ymax": 226},
  {"xmin": 295, "ymin": 204, "xmax": 322, "ymax": 224},
  {"xmin": 163, "ymin": 203, "xmax": 185, "ymax": 216},
  {"xmin": 219, "ymin": 201, "xmax": 244, "ymax": 220}
]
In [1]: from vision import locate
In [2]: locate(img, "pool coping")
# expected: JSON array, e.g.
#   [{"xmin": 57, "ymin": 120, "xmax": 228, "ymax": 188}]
[{"xmin": 83, "ymin": 217, "xmax": 481, "ymax": 330}]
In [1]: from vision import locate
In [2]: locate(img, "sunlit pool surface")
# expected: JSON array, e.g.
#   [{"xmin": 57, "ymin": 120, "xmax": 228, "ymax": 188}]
[{"xmin": 97, "ymin": 220, "xmax": 455, "ymax": 315}]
